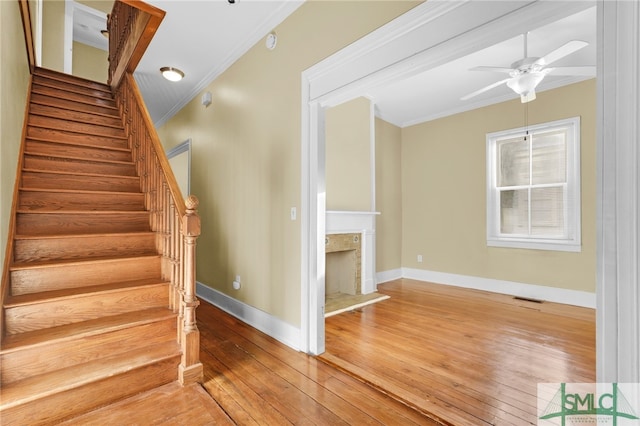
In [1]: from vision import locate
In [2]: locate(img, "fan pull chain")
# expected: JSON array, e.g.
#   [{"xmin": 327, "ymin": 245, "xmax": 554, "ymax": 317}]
[{"xmin": 524, "ymin": 101, "xmax": 529, "ymax": 142}]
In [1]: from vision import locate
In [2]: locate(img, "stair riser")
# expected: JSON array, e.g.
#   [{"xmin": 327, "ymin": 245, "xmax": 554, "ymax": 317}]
[
  {"xmin": 23, "ymin": 155, "xmax": 137, "ymax": 177},
  {"xmin": 16, "ymin": 211, "xmax": 150, "ymax": 237},
  {"xmin": 0, "ymin": 356, "xmax": 179, "ymax": 426},
  {"xmin": 25, "ymin": 140, "xmax": 131, "ymax": 163},
  {"xmin": 14, "ymin": 234, "xmax": 156, "ymax": 263},
  {"xmin": 1, "ymin": 317, "xmax": 175, "ymax": 384},
  {"xmin": 30, "ymin": 103, "xmax": 123, "ymax": 128},
  {"xmin": 4, "ymin": 284, "xmax": 170, "ymax": 335},
  {"xmin": 29, "ymin": 115, "xmax": 127, "ymax": 140},
  {"xmin": 27, "ymin": 125, "xmax": 128, "ymax": 150},
  {"xmin": 32, "ymin": 83, "xmax": 116, "ymax": 109},
  {"xmin": 19, "ymin": 191, "xmax": 145, "ymax": 212},
  {"xmin": 33, "ymin": 69, "xmax": 111, "ymax": 94},
  {"xmin": 32, "ymin": 75, "xmax": 113, "ymax": 100},
  {"xmin": 30, "ymin": 93, "xmax": 119, "ymax": 117},
  {"xmin": 10, "ymin": 256, "xmax": 161, "ymax": 296},
  {"xmin": 21, "ymin": 171, "xmax": 140, "ymax": 192}
]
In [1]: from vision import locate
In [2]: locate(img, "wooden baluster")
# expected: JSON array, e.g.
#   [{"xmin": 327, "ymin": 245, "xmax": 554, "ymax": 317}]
[
  {"xmin": 179, "ymin": 195, "xmax": 203, "ymax": 384},
  {"xmin": 178, "ymin": 210, "xmax": 184, "ymax": 314},
  {"xmin": 172, "ymin": 206, "xmax": 180, "ymax": 312}
]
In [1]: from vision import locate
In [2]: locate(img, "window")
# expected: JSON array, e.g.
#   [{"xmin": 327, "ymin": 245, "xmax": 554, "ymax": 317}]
[{"xmin": 486, "ymin": 117, "xmax": 581, "ymax": 252}]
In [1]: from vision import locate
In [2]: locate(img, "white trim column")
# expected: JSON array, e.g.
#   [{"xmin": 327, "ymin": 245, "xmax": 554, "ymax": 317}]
[
  {"xmin": 596, "ymin": 0, "xmax": 640, "ymax": 383},
  {"xmin": 63, "ymin": 0, "xmax": 73, "ymax": 74}
]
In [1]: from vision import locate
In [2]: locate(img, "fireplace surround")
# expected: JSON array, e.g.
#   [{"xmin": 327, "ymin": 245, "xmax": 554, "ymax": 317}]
[{"xmin": 325, "ymin": 210, "xmax": 379, "ymax": 295}]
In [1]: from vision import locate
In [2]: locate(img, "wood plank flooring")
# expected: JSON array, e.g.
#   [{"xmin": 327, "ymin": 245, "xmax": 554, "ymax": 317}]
[
  {"xmin": 63, "ymin": 279, "xmax": 594, "ymax": 425},
  {"xmin": 321, "ymin": 279, "xmax": 596, "ymax": 425},
  {"xmin": 65, "ymin": 296, "xmax": 440, "ymax": 425}
]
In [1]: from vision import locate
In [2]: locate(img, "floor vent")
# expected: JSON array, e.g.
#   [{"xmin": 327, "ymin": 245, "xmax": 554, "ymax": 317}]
[{"xmin": 513, "ymin": 296, "xmax": 544, "ymax": 303}]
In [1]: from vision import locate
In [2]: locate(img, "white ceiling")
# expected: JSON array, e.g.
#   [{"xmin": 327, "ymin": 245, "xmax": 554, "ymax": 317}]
[
  {"xmin": 367, "ymin": 5, "xmax": 596, "ymax": 127},
  {"xmin": 73, "ymin": 1, "xmax": 596, "ymax": 128}
]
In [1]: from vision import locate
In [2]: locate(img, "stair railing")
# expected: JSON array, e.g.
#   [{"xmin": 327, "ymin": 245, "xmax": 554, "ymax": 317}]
[
  {"xmin": 107, "ymin": 0, "xmax": 164, "ymax": 90},
  {"xmin": 108, "ymin": 0, "xmax": 203, "ymax": 385}
]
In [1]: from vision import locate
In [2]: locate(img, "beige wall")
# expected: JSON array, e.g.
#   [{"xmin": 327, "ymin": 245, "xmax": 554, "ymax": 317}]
[
  {"xmin": 41, "ymin": 0, "xmax": 65, "ymax": 72},
  {"xmin": 400, "ymin": 79, "xmax": 596, "ymax": 293},
  {"xmin": 1, "ymin": 0, "xmax": 30, "ymax": 270},
  {"xmin": 157, "ymin": 1, "xmax": 419, "ymax": 326},
  {"xmin": 325, "ymin": 97, "xmax": 372, "ymax": 211},
  {"xmin": 76, "ymin": 0, "xmax": 113, "ymax": 14},
  {"xmin": 72, "ymin": 42, "xmax": 107, "ymax": 83},
  {"xmin": 375, "ymin": 117, "xmax": 402, "ymax": 272}
]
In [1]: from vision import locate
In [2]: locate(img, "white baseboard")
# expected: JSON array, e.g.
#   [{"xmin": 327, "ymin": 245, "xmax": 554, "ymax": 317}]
[
  {"xmin": 196, "ymin": 282, "xmax": 301, "ymax": 351},
  {"xmin": 376, "ymin": 268, "xmax": 596, "ymax": 309},
  {"xmin": 376, "ymin": 268, "xmax": 403, "ymax": 284}
]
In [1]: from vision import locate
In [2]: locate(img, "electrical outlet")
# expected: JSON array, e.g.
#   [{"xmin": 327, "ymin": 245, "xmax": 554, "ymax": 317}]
[
  {"xmin": 417, "ymin": 254, "xmax": 423, "ymax": 263},
  {"xmin": 290, "ymin": 207, "xmax": 297, "ymax": 221}
]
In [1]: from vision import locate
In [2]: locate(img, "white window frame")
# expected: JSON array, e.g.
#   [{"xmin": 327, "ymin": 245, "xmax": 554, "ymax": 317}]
[{"xmin": 486, "ymin": 117, "xmax": 581, "ymax": 252}]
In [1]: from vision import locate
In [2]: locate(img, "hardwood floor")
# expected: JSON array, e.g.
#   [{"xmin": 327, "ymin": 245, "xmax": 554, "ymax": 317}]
[
  {"xmin": 321, "ymin": 279, "xmax": 596, "ymax": 425},
  {"xmin": 63, "ymin": 279, "xmax": 594, "ymax": 425},
  {"xmin": 65, "ymin": 297, "xmax": 439, "ymax": 425}
]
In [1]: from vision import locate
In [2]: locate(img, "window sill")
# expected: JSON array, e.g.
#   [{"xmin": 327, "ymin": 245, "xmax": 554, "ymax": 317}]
[{"xmin": 487, "ymin": 238, "xmax": 582, "ymax": 253}]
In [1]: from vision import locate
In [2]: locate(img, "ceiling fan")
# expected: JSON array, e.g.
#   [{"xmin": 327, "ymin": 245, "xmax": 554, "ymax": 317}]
[{"xmin": 461, "ymin": 33, "xmax": 595, "ymax": 103}]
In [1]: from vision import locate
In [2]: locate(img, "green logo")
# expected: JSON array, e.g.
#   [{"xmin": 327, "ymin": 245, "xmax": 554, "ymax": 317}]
[{"xmin": 538, "ymin": 383, "xmax": 639, "ymax": 425}]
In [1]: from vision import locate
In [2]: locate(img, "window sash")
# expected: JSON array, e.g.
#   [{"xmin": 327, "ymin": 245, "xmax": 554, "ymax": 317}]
[{"xmin": 486, "ymin": 117, "xmax": 581, "ymax": 252}]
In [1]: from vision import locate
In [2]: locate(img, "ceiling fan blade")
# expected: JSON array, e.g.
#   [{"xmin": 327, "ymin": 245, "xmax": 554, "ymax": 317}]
[
  {"xmin": 547, "ymin": 66, "xmax": 596, "ymax": 76},
  {"xmin": 469, "ymin": 66, "xmax": 513, "ymax": 74},
  {"xmin": 461, "ymin": 78, "xmax": 511, "ymax": 101},
  {"xmin": 537, "ymin": 40, "xmax": 589, "ymax": 66}
]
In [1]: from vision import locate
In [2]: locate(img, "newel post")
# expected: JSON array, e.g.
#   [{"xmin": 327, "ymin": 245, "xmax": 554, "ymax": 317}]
[{"xmin": 179, "ymin": 195, "xmax": 203, "ymax": 385}]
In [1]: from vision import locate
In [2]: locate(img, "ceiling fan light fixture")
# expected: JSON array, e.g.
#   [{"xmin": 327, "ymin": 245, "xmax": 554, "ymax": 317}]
[
  {"xmin": 507, "ymin": 72, "xmax": 544, "ymax": 103},
  {"xmin": 160, "ymin": 67, "xmax": 185, "ymax": 82}
]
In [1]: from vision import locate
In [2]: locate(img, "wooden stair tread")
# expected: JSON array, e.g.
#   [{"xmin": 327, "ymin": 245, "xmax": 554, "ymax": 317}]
[
  {"xmin": 0, "ymin": 341, "xmax": 181, "ymax": 409},
  {"xmin": 21, "ymin": 167, "xmax": 138, "ymax": 179},
  {"xmin": 9, "ymin": 254, "xmax": 161, "ymax": 271},
  {"xmin": 25, "ymin": 150, "xmax": 135, "ymax": 167},
  {"xmin": 26, "ymin": 136, "xmax": 130, "ymax": 152},
  {"xmin": 19, "ymin": 187, "xmax": 144, "ymax": 197},
  {"xmin": 33, "ymin": 68, "xmax": 112, "ymax": 94},
  {"xmin": 13, "ymin": 231, "xmax": 155, "ymax": 240},
  {"xmin": 4, "ymin": 278, "xmax": 169, "ymax": 308},
  {"xmin": 29, "ymin": 103, "xmax": 123, "ymax": 129},
  {"xmin": 31, "ymin": 86, "xmax": 118, "ymax": 113},
  {"xmin": 31, "ymin": 87, "xmax": 118, "ymax": 111},
  {"xmin": 0, "ymin": 307, "xmax": 175, "ymax": 353},
  {"xmin": 16, "ymin": 209, "xmax": 149, "ymax": 216},
  {"xmin": 28, "ymin": 121, "xmax": 127, "ymax": 141},
  {"xmin": 30, "ymin": 97, "xmax": 120, "ymax": 119},
  {"xmin": 32, "ymin": 78, "xmax": 114, "ymax": 101}
]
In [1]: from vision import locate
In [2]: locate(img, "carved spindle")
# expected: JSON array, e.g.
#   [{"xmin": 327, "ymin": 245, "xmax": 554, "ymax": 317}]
[{"xmin": 179, "ymin": 195, "xmax": 203, "ymax": 384}]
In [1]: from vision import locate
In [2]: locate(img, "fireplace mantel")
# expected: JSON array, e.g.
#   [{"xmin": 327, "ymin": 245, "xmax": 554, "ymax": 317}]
[
  {"xmin": 326, "ymin": 210, "xmax": 380, "ymax": 234},
  {"xmin": 326, "ymin": 211, "xmax": 380, "ymax": 294}
]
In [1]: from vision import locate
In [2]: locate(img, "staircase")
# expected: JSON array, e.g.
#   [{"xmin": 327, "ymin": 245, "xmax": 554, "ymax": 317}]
[{"xmin": 0, "ymin": 68, "xmax": 182, "ymax": 425}]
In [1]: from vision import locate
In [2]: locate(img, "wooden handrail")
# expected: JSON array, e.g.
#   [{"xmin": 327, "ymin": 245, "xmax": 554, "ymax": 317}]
[
  {"xmin": 107, "ymin": 0, "xmax": 165, "ymax": 90},
  {"xmin": 109, "ymin": 0, "xmax": 202, "ymax": 385},
  {"xmin": 115, "ymin": 71, "xmax": 203, "ymax": 386},
  {"xmin": 17, "ymin": 0, "xmax": 35, "ymax": 73}
]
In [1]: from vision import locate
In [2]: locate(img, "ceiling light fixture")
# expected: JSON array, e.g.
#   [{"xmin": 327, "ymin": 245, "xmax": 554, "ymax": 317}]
[{"xmin": 160, "ymin": 67, "xmax": 185, "ymax": 82}]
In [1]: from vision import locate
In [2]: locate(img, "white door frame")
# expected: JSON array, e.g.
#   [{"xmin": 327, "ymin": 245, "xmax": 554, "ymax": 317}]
[{"xmin": 300, "ymin": 0, "xmax": 640, "ymax": 383}]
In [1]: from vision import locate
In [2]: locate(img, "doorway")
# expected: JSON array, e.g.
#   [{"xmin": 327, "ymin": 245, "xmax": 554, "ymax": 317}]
[{"xmin": 300, "ymin": 0, "xmax": 640, "ymax": 385}]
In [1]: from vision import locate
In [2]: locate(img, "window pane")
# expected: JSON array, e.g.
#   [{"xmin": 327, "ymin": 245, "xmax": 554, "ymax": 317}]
[
  {"xmin": 531, "ymin": 187, "xmax": 564, "ymax": 236},
  {"xmin": 497, "ymin": 137, "xmax": 529, "ymax": 187},
  {"xmin": 500, "ymin": 189, "xmax": 528, "ymax": 234},
  {"xmin": 532, "ymin": 130, "xmax": 566, "ymax": 185}
]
